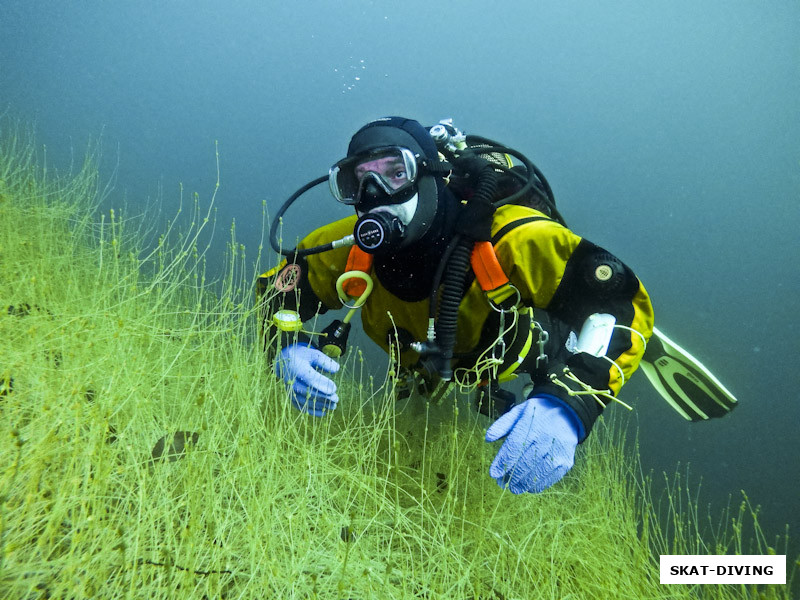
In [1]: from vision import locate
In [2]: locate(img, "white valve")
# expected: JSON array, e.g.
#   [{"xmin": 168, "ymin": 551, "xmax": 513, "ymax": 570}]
[{"xmin": 575, "ymin": 313, "xmax": 616, "ymax": 357}]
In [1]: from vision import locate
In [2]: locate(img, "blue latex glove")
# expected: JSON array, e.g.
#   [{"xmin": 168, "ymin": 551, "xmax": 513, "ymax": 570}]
[
  {"xmin": 485, "ymin": 393, "xmax": 582, "ymax": 494},
  {"xmin": 275, "ymin": 343, "xmax": 340, "ymax": 417}
]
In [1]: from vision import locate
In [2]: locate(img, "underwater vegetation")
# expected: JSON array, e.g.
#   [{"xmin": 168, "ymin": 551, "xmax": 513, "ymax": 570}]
[{"xmin": 0, "ymin": 121, "xmax": 796, "ymax": 599}]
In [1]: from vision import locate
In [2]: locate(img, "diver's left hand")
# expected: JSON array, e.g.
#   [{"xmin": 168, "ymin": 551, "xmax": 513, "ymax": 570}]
[
  {"xmin": 485, "ymin": 394, "xmax": 580, "ymax": 493},
  {"xmin": 275, "ymin": 343, "xmax": 340, "ymax": 417}
]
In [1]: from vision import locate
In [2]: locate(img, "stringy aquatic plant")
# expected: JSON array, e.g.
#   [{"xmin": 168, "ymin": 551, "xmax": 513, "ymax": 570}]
[{"xmin": 0, "ymin": 120, "xmax": 795, "ymax": 599}]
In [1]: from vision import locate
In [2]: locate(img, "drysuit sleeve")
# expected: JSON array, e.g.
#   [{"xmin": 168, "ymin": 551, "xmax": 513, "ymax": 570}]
[
  {"xmin": 493, "ymin": 214, "xmax": 654, "ymax": 440},
  {"xmin": 256, "ymin": 255, "xmax": 326, "ymax": 354},
  {"xmin": 256, "ymin": 216, "xmax": 357, "ymax": 354}
]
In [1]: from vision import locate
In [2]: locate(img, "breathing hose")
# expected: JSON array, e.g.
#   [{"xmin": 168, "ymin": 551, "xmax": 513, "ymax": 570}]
[
  {"xmin": 270, "ymin": 175, "xmax": 355, "ymax": 257},
  {"xmin": 429, "ymin": 158, "xmax": 499, "ymax": 380},
  {"xmin": 465, "ymin": 135, "xmax": 565, "ymax": 227}
]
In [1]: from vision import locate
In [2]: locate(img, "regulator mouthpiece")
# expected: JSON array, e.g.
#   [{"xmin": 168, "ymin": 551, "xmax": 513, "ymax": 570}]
[{"xmin": 354, "ymin": 212, "xmax": 406, "ymax": 254}]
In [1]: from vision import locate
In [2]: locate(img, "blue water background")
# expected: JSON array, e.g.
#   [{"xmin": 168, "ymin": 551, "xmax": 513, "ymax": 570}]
[{"xmin": 2, "ymin": 0, "xmax": 798, "ymax": 560}]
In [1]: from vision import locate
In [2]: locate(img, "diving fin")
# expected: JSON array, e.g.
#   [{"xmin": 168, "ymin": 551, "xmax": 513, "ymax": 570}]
[{"xmin": 639, "ymin": 327, "xmax": 738, "ymax": 421}]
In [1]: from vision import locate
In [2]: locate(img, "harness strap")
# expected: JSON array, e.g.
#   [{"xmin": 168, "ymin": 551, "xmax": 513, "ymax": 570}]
[
  {"xmin": 470, "ymin": 215, "xmax": 558, "ymax": 381},
  {"xmin": 491, "ymin": 215, "xmax": 553, "ymax": 245},
  {"xmin": 471, "ymin": 241, "xmax": 509, "ymax": 291},
  {"xmin": 470, "ymin": 215, "xmax": 557, "ymax": 309},
  {"xmin": 471, "ymin": 241, "xmax": 518, "ymax": 309},
  {"xmin": 344, "ymin": 246, "xmax": 374, "ymax": 297}
]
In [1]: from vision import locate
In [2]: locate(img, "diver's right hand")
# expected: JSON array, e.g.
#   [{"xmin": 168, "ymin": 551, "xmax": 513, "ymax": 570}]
[{"xmin": 275, "ymin": 343, "xmax": 340, "ymax": 417}]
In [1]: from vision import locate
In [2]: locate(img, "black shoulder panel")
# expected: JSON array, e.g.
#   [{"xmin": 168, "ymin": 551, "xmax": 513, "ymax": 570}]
[{"xmin": 547, "ymin": 239, "xmax": 639, "ymax": 326}]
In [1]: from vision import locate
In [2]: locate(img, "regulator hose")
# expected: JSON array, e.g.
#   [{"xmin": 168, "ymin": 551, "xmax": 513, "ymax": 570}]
[
  {"xmin": 465, "ymin": 135, "xmax": 565, "ymax": 227},
  {"xmin": 269, "ymin": 175, "xmax": 331, "ymax": 257},
  {"xmin": 433, "ymin": 240, "xmax": 471, "ymax": 380},
  {"xmin": 431, "ymin": 159, "xmax": 499, "ymax": 380}
]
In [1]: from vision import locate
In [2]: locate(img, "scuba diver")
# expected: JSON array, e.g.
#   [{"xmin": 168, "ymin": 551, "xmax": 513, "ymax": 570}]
[{"xmin": 257, "ymin": 116, "xmax": 737, "ymax": 495}]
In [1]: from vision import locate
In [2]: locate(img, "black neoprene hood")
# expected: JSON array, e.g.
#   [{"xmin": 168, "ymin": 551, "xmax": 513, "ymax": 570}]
[{"xmin": 347, "ymin": 116, "xmax": 439, "ymax": 161}]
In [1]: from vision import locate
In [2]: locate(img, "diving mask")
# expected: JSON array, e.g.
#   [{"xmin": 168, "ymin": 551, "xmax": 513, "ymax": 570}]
[{"xmin": 329, "ymin": 146, "xmax": 420, "ymax": 207}]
